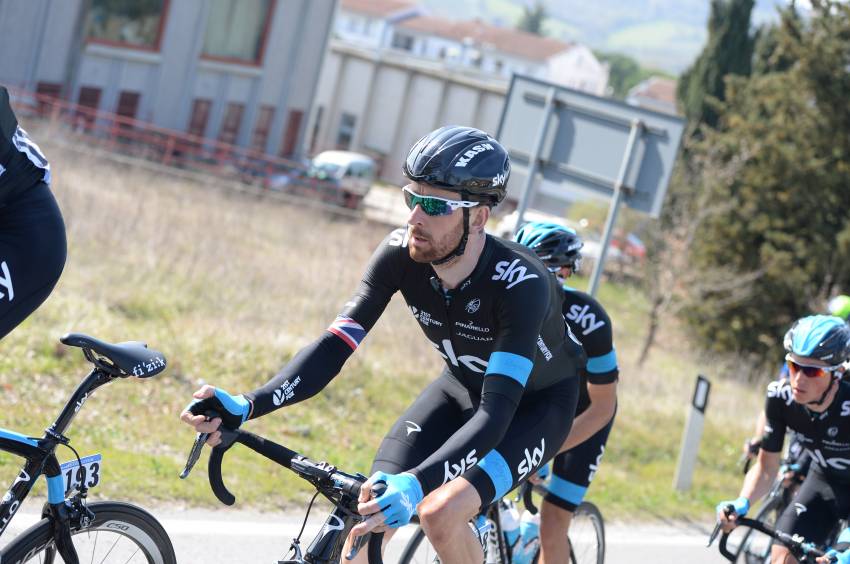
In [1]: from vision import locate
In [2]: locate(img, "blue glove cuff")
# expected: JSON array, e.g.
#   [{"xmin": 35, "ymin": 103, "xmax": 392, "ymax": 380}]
[
  {"xmin": 214, "ymin": 388, "xmax": 251, "ymax": 423},
  {"xmin": 716, "ymin": 496, "xmax": 749, "ymax": 517}
]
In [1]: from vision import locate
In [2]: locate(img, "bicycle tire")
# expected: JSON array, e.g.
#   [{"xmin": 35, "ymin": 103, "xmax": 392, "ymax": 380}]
[
  {"xmin": 397, "ymin": 525, "xmax": 441, "ymax": 564},
  {"xmin": 733, "ymin": 496, "xmax": 783, "ymax": 564},
  {"xmin": 1, "ymin": 501, "xmax": 177, "ymax": 564},
  {"xmin": 569, "ymin": 501, "xmax": 605, "ymax": 564}
]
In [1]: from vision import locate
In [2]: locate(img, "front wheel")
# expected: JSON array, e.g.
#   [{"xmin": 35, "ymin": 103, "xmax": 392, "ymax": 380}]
[
  {"xmin": 569, "ymin": 501, "xmax": 605, "ymax": 564},
  {"xmin": 1, "ymin": 501, "xmax": 177, "ymax": 564}
]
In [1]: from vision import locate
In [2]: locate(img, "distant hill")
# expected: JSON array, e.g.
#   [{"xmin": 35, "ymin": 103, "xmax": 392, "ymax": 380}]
[{"xmin": 420, "ymin": 0, "xmax": 795, "ymax": 74}]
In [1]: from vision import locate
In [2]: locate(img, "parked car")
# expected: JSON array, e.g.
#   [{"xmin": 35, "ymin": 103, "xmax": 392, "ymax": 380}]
[{"xmin": 308, "ymin": 151, "xmax": 376, "ymax": 209}]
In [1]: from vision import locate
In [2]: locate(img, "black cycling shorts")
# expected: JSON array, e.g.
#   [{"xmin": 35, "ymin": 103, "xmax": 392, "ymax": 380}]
[
  {"xmin": 543, "ymin": 409, "xmax": 615, "ymax": 512},
  {"xmin": 371, "ymin": 371, "xmax": 578, "ymax": 510},
  {"xmin": 0, "ymin": 181, "xmax": 66, "ymax": 340},
  {"xmin": 774, "ymin": 464, "xmax": 850, "ymax": 546}
]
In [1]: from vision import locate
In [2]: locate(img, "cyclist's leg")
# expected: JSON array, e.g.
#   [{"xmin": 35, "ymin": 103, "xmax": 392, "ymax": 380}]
[
  {"xmin": 418, "ymin": 476, "xmax": 485, "ymax": 562},
  {"xmin": 344, "ymin": 371, "xmax": 474, "ymax": 563},
  {"xmin": 771, "ymin": 466, "xmax": 840, "ymax": 563},
  {"xmin": 538, "ymin": 413, "xmax": 614, "ymax": 564},
  {"xmin": 0, "ymin": 181, "xmax": 66, "ymax": 339}
]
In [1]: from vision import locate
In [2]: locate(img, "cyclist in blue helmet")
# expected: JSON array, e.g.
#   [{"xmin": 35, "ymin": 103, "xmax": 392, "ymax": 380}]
[
  {"xmin": 514, "ymin": 221, "xmax": 618, "ymax": 564},
  {"xmin": 718, "ymin": 315, "xmax": 850, "ymax": 564}
]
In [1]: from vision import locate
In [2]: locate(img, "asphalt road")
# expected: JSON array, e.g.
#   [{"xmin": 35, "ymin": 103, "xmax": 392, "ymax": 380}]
[{"xmin": 2, "ymin": 503, "xmax": 729, "ymax": 563}]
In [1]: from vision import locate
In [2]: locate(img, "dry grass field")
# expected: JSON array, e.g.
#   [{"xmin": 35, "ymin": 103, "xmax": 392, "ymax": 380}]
[{"xmin": 0, "ymin": 136, "xmax": 765, "ymax": 521}]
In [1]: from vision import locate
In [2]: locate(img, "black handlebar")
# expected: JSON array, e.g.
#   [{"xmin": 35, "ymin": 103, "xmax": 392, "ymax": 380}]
[{"xmin": 717, "ymin": 517, "xmax": 828, "ymax": 562}]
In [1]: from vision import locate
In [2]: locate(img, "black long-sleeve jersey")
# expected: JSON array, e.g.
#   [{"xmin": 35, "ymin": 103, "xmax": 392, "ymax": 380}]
[
  {"xmin": 245, "ymin": 228, "xmax": 586, "ymax": 494},
  {"xmin": 762, "ymin": 379, "xmax": 850, "ymax": 481},
  {"xmin": 0, "ymin": 86, "xmax": 50, "ymax": 203}
]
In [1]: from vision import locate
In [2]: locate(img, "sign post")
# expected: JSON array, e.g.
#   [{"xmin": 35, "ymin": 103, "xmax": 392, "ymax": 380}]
[{"xmin": 673, "ymin": 375, "xmax": 711, "ymax": 491}]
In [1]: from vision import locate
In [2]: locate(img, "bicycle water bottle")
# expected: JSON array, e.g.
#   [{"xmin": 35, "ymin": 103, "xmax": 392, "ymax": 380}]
[
  {"xmin": 499, "ymin": 500, "xmax": 521, "ymax": 550},
  {"xmin": 512, "ymin": 510, "xmax": 541, "ymax": 564}
]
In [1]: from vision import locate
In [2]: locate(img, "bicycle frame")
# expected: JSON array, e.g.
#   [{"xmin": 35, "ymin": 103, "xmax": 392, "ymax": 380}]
[{"xmin": 0, "ymin": 366, "xmax": 120, "ymax": 554}]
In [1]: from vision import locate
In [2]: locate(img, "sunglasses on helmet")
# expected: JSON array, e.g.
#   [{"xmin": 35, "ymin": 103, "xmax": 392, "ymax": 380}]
[
  {"xmin": 785, "ymin": 354, "xmax": 841, "ymax": 378},
  {"xmin": 402, "ymin": 186, "xmax": 479, "ymax": 217}
]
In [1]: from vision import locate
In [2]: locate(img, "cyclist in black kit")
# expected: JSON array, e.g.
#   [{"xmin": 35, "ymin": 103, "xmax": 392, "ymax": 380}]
[
  {"xmin": 181, "ymin": 126, "xmax": 585, "ymax": 563},
  {"xmin": 0, "ymin": 85, "xmax": 66, "ymax": 340},
  {"xmin": 717, "ymin": 315, "xmax": 850, "ymax": 564},
  {"xmin": 515, "ymin": 222, "xmax": 618, "ymax": 564}
]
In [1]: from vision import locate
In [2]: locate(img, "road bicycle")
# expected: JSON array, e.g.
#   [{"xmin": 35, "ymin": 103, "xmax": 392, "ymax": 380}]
[
  {"xmin": 180, "ymin": 421, "xmax": 384, "ymax": 563},
  {"xmin": 397, "ymin": 481, "xmax": 605, "ymax": 564},
  {"xmin": 0, "ymin": 333, "xmax": 175, "ymax": 564},
  {"xmin": 711, "ymin": 515, "xmax": 834, "ymax": 563}
]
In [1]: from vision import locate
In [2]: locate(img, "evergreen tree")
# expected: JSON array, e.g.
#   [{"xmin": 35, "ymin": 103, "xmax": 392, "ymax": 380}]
[
  {"xmin": 685, "ymin": 0, "xmax": 850, "ymax": 362},
  {"xmin": 517, "ymin": 1, "xmax": 547, "ymax": 36},
  {"xmin": 677, "ymin": 0, "xmax": 756, "ymax": 133}
]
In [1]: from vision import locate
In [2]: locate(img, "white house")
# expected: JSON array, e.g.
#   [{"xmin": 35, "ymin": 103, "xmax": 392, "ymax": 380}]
[
  {"xmin": 627, "ymin": 76, "xmax": 678, "ymax": 115},
  {"xmin": 334, "ymin": 0, "xmax": 424, "ymax": 49}
]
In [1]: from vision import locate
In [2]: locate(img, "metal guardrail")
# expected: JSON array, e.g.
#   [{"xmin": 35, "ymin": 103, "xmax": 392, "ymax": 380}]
[{"xmin": 7, "ymin": 86, "xmax": 365, "ymax": 210}]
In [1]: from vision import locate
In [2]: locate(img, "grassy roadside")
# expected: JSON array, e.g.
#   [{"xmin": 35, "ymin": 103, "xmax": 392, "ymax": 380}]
[{"xmin": 0, "ymin": 139, "xmax": 763, "ymax": 522}]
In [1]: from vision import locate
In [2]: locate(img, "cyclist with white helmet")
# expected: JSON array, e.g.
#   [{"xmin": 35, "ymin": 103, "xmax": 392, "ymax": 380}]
[
  {"xmin": 182, "ymin": 126, "xmax": 586, "ymax": 563},
  {"xmin": 514, "ymin": 221, "xmax": 618, "ymax": 564},
  {"xmin": 829, "ymin": 295, "xmax": 850, "ymax": 322},
  {"xmin": 718, "ymin": 315, "xmax": 850, "ymax": 564}
]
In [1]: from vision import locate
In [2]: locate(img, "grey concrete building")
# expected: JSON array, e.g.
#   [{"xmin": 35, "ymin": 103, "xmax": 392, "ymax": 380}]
[{"xmin": 0, "ymin": 0, "xmax": 337, "ymax": 158}]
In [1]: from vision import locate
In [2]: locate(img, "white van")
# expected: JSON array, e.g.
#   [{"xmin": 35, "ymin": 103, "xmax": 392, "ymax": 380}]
[{"xmin": 310, "ymin": 151, "xmax": 376, "ymax": 202}]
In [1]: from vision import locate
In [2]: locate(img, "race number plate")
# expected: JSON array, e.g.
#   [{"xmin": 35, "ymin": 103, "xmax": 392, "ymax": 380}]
[{"xmin": 60, "ymin": 453, "xmax": 102, "ymax": 494}]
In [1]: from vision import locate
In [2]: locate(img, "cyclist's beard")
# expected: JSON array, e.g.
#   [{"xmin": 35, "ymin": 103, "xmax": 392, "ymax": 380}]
[{"xmin": 408, "ymin": 222, "xmax": 464, "ymax": 264}]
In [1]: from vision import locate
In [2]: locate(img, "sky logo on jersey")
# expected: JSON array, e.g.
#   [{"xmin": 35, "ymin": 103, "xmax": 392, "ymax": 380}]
[
  {"xmin": 387, "ymin": 227, "xmax": 410, "ymax": 247},
  {"xmin": 492, "ymin": 259, "xmax": 539, "ymax": 289},
  {"xmin": 805, "ymin": 448, "xmax": 850, "ymax": 471},
  {"xmin": 565, "ymin": 304, "xmax": 606, "ymax": 335},
  {"xmin": 443, "ymin": 449, "xmax": 478, "ymax": 484},
  {"xmin": 454, "ymin": 143, "xmax": 494, "ymax": 168},
  {"xmin": 0, "ymin": 261, "xmax": 14, "ymax": 303},
  {"xmin": 767, "ymin": 380, "xmax": 794, "ymax": 406},
  {"xmin": 492, "ymin": 173, "xmax": 506, "ymax": 186},
  {"xmin": 327, "ymin": 316, "xmax": 366, "ymax": 351},
  {"xmin": 430, "ymin": 338, "xmax": 489, "ymax": 373},
  {"xmin": 517, "ymin": 437, "xmax": 546, "ymax": 481}
]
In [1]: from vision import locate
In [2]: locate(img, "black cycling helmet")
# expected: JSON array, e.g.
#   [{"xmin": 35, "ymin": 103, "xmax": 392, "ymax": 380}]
[
  {"xmin": 783, "ymin": 315, "xmax": 850, "ymax": 365},
  {"xmin": 514, "ymin": 221, "xmax": 584, "ymax": 272},
  {"xmin": 403, "ymin": 125, "xmax": 510, "ymax": 206}
]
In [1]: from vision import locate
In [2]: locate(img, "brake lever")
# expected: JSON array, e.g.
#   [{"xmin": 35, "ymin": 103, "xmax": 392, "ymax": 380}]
[
  {"xmin": 180, "ymin": 432, "xmax": 210, "ymax": 479},
  {"xmin": 345, "ymin": 530, "xmax": 369, "ymax": 561},
  {"xmin": 707, "ymin": 504, "xmax": 735, "ymax": 547}
]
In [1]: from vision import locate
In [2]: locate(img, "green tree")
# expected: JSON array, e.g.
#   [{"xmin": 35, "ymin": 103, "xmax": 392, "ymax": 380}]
[
  {"xmin": 517, "ymin": 1, "xmax": 547, "ymax": 36},
  {"xmin": 677, "ymin": 0, "xmax": 756, "ymax": 133},
  {"xmin": 595, "ymin": 51, "xmax": 672, "ymax": 100},
  {"xmin": 685, "ymin": 0, "xmax": 850, "ymax": 362}
]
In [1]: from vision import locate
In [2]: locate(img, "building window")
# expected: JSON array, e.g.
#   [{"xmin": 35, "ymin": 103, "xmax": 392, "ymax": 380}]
[
  {"xmin": 116, "ymin": 91, "xmax": 141, "ymax": 121},
  {"xmin": 35, "ymin": 82, "xmax": 62, "ymax": 115},
  {"xmin": 188, "ymin": 99, "xmax": 212, "ymax": 137},
  {"xmin": 250, "ymin": 105, "xmax": 275, "ymax": 151},
  {"xmin": 494, "ymin": 60, "xmax": 504, "ymax": 73},
  {"xmin": 76, "ymin": 86, "xmax": 102, "ymax": 131},
  {"xmin": 219, "ymin": 102, "xmax": 245, "ymax": 145},
  {"xmin": 202, "ymin": 0, "xmax": 272, "ymax": 63},
  {"xmin": 86, "ymin": 0, "xmax": 168, "ymax": 50},
  {"xmin": 280, "ymin": 110, "xmax": 303, "ymax": 157},
  {"xmin": 337, "ymin": 112, "xmax": 356, "ymax": 150},
  {"xmin": 391, "ymin": 33, "xmax": 414, "ymax": 51}
]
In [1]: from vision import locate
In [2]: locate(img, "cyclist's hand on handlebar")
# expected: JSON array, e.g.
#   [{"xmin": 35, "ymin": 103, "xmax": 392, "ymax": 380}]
[
  {"xmin": 715, "ymin": 496, "xmax": 749, "ymax": 533},
  {"xmin": 351, "ymin": 471, "xmax": 424, "ymax": 537},
  {"xmin": 818, "ymin": 528, "xmax": 850, "ymax": 563},
  {"xmin": 741, "ymin": 437, "xmax": 761, "ymax": 460},
  {"xmin": 179, "ymin": 385, "xmax": 252, "ymax": 446}
]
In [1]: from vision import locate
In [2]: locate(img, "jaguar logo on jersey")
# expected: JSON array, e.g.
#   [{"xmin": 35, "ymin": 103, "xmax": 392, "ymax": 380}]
[
  {"xmin": 430, "ymin": 338, "xmax": 488, "ymax": 373},
  {"xmin": 443, "ymin": 449, "xmax": 478, "ymax": 484},
  {"xmin": 517, "ymin": 437, "xmax": 546, "ymax": 481},
  {"xmin": 410, "ymin": 306, "xmax": 443, "ymax": 327},
  {"xmin": 272, "ymin": 376, "xmax": 301, "ymax": 406},
  {"xmin": 565, "ymin": 304, "xmax": 606, "ymax": 335},
  {"xmin": 0, "ymin": 261, "xmax": 14, "ymax": 303},
  {"xmin": 492, "ymin": 259, "xmax": 539, "ymax": 289},
  {"xmin": 454, "ymin": 143, "xmax": 494, "ymax": 168},
  {"xmin": 466, "ymin": 298, "xmax": 481, "ymax": 314}
]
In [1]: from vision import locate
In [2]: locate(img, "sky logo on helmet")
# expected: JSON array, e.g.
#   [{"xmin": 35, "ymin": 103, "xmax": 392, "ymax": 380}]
[
  {"xmin": 455, "ymin": 143, "xmax": 494, "ymax": 168},
  {"xmin": 492, "ymin": 173, "xmax": 506, "ymax": 186}
]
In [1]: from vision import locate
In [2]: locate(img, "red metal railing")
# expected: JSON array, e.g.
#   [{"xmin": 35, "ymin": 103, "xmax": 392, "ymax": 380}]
[{"xmin": 7, "ymin": 87, "xmax": 364, "ymax": 209}]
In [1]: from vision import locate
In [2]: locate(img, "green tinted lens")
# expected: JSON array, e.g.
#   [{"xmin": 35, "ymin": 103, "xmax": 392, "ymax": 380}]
[{"xmin": 404, "ymin": 190, "xmax": 451, "ymax": 216}]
